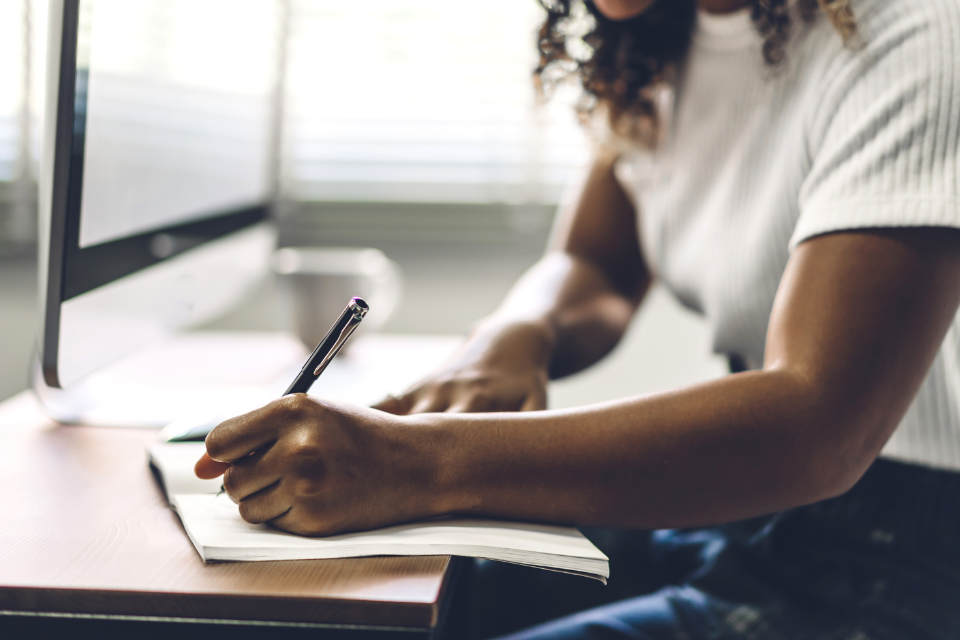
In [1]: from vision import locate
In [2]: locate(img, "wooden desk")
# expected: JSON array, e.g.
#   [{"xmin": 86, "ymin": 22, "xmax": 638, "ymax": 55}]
[{"xmin": 0, "ymin": 392, "xmax": 464, "ymax": 639}]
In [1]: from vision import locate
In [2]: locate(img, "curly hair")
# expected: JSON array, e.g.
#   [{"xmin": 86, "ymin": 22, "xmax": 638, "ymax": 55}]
[{"xmin": 536, "ymin": 0, "xmax": 857, "ymax": 146}]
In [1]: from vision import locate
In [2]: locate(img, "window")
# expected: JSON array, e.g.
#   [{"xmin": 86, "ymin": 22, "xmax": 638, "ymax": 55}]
[
  {"xmin": 0, "ymin": 0, "xmax": 45, "ymax": 248},
  {"xmin": 0, "ymin": 0, "xmax": 25, "ymax": 184},
  {"xmin": 283, "ymin": 0, "xmax": 590, "ymax": 206},
  {"xmin": 0, "ymin": 0, "xmax": 593, "ymax": 248}
]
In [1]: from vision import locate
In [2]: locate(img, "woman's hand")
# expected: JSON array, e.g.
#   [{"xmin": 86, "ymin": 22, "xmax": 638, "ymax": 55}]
[
  {"xmin": 372, "ymin": 320, "xmax": 552, "ymax": 415},
  {"xmin": 371, "ymin": 156, "xmax": 647, "ymax": 418},
  {"xmin": 193, "ymin": 395, "xmax": 442, "ymax": 536}
]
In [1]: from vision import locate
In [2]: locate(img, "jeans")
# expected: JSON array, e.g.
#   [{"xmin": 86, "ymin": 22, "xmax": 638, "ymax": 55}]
[{"xmin": 473, "ymin": 457, "xmax": 960, "ymax": 640}]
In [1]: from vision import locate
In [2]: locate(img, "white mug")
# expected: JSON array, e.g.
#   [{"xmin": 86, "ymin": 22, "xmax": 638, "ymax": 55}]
[{"xmin": 273, "ymin": 247, "xmax": 403, "ymax": 351}]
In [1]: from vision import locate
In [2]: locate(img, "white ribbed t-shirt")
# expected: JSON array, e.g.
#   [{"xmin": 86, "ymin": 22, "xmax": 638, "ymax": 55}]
[{"xmin": 614, "ymin": 0, "xmax": 960, "ymax": 470}]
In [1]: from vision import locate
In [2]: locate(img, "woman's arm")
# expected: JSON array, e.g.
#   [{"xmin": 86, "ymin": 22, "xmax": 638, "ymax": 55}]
[
  {"xmin": 373, "ymin": 151, "xmax": 650, "ymax": 414},
  {"xmin": 417, "ymin": 228, "xmax": 960, "ymax": 528},
  {"xmin": 197, "ymin": 227, "xmax": 960, "ymax": 536}
]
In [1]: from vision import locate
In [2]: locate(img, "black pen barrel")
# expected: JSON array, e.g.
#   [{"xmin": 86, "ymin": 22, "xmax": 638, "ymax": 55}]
[{"xmin": 284, "ymin": 297, "xmax": 369, "ymax": 396}]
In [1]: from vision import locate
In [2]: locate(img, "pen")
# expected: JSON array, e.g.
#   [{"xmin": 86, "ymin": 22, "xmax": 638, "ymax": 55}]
[
  {"xmin": 284, "ymin": 296, "xmax": 369, "ymax": 396},
  {"xmin": 160, "ymin": 297, "xmax": 369, "ymax": 443}
]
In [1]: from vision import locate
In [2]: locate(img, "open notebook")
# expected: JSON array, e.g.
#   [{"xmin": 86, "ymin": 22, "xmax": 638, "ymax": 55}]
[{"xmin": 148, "ymin": 442, "xmax": 609, "ymax": 582}]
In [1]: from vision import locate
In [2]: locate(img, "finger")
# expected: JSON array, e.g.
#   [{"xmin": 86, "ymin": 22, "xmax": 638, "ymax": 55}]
[
  {"xmin": 520, "ymin": 386, "xmax": 547, "ymax": 412},
  {"xmin": 371, "ymin": 392, "xmax": 414, "ymax": 415},
  {"xmin": 266, "ymin": 508, "xmax": 306, "ymax": 535},
  {"xmin": 268, "ymin": 507, "xmax": 338, "ymax": 537},
  {"xmin": 237, "ymin": 480, "xmax": 291, "ymax": 524},
  {"xmin": 449, "ymin": 385, "xmax": 526, "ymax": 412},
  {"xmin": 449, "ymin": 392, "xmax": 500, "ymax": 413},
  {"xmin": 410, "ymin": 392, "xmax": 451, "ymax": 414},
  {"xmin": 446, "ymin": 401, "xmax": 470, "ymax": 413},
  {"xmin": 195, "ymin": 451, "xmax": 231, "ymax": 479},
  {"xmin": 204, "ymin": 398, "xmax": 291, "ymax": 462},
  {"xmin": 221, "ymin": 443, "xmax": 285, "ymax": 502}
]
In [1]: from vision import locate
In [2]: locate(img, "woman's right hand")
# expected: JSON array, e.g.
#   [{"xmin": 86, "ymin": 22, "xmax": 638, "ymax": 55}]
[{"xmin": 372, "ymin": 321, "xmax": 553, "ymax": 415}]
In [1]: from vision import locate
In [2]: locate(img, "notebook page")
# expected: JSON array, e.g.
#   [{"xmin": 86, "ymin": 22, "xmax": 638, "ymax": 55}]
[
  {"xmin": 172, "ymin": 494, "xmax": 609, "ymax": 581},
  {"xmin": 148, "ymin": 442, "xmax": 221, "ymax": 497}
]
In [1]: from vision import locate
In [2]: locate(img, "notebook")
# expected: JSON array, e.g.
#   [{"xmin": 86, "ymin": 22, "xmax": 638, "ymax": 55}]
[{"xmin": 148, "ymin": 442, "xmax": 610, "ymax": 582}]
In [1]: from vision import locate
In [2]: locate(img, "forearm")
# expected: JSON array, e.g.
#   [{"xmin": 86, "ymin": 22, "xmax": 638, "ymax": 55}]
[
  {"xmin": 396, "ymin": 229, "xmax": 960, "ymax": 529},
  {"xmin": 477, "ymin": 251, "xmax": 649, "ymax": 378},
  {"xmin": 372, "ymin": 155, "xmax": 648, "ymax": 415},
  {"xmin": 409, "ymin": 368, "xmax": 865, "ymax": 529},
  {"xmin": 470, "ymin": 153, "xmax": 649, "ymax": 378}
]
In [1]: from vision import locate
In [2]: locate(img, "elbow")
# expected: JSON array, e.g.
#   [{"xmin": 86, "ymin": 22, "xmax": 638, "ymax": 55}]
[
  {"xmin": 770, "ymin": 369, "xmax": 897, "ymax": 506},
  {"xmin": 806, "ymin": 460, "xmax": 867, "ymax": 504},
  {"xmin": 794, "ymin": 410, "xmax": 894, "ymax": 506}
]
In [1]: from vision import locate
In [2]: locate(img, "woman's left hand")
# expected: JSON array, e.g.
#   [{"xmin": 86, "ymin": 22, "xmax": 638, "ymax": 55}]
[{"xmin": 194, "ymin": 395, "xmax": 443, "ymax": 536}]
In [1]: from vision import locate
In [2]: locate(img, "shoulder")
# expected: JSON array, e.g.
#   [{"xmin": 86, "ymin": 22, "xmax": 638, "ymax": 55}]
[
  {"xmin": 800, "ymin": 0, "xmax": 959, "ymax": 71},
  {"xmin": 846, "ymin": 0, "xmax": 959, "ymax": 59},
  {"xmin": 800, "ymin": 0, "xmax": 959, "ymax": 145},
  {"xmin": 792, "ymin": 0, "xmax": 960, "ymax": 251},
  {"xmin": 852, "ymin": 0, "xmax": 959, "ymax": 34}
]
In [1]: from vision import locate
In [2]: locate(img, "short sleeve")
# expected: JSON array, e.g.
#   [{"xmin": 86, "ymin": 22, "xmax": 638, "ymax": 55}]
[{"xmin": 791, "ymin": 0, "xmax": 960, "ymax": 250}]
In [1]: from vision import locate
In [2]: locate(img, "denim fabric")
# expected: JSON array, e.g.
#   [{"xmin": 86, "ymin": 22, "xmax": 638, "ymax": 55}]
[{"xmin": 481, "ymin": 458, "xmax": 960, "ymax": 640}]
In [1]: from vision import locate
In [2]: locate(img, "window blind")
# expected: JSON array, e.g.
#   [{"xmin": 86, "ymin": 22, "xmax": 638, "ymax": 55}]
[
  {"xmin": 0, "ymin": 0, "xmax": 593, "ymax": 247},
  {"xmin": 0, "ymin": 0, "xmax": 26, "ymax": 184},
  {"xmin": 0, "ymin": 0, "xmax": 44, "ymax": 248},
  {"xmin": 283, "ymin": 0, "xmax": 590, "ymax": 205}
]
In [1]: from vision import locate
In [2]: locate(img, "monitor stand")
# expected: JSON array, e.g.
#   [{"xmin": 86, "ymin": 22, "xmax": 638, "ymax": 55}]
[{"xmin": 33, "ymin": 331, "xmax": 460, "ymax": 428}]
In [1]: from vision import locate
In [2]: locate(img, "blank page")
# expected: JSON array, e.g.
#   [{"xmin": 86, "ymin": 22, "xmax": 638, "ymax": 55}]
[{"xmin": 173, "ymin": 494, "xmax": 609, "ymax": 581}]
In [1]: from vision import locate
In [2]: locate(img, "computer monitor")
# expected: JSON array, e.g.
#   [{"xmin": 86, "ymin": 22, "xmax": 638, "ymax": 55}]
[{"xmin": 34, "ymin": 0, "xmax": 284, "ymax": 418}]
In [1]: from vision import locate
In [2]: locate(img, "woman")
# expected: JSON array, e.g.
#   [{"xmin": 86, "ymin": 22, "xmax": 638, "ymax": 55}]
[{"xmin": 197, "ymin": 0, "xmax": 960, "ymax": 637}]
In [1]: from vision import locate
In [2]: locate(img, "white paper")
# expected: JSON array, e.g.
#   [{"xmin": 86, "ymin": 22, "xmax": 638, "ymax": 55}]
[
  {"xmin": 148, "ymin": 442, "xmax": 222, "ymax": 496},
  {"xmin": 172, "ymin": 494, "xmax": 609, "ymax": 582}
]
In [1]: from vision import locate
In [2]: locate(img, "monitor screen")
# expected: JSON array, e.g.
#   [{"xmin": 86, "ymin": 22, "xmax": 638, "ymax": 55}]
[
  {"xmin": 77, "ymin": 0, "xmax": 277, "ymax": 250},
  {"xmin": 38, "ymin": 0, "xmax": 282, "ymax": 390}
]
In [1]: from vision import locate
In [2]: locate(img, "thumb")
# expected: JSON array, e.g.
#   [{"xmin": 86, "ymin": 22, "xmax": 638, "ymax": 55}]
[{"xmin": 195, "ymin": 451, "xmax": 231, "ymax": 479}]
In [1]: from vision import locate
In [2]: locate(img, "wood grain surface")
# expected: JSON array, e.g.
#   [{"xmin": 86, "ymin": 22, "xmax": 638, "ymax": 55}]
[{"xmin": 0, "ymin": 393, "xmax": 452, "ymax": 628}]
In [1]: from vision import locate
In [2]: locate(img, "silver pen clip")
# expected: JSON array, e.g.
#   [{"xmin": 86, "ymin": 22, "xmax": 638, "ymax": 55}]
[{"xmin": 312, "ymin": 300, "xmax": 368, "ymax": 377}]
